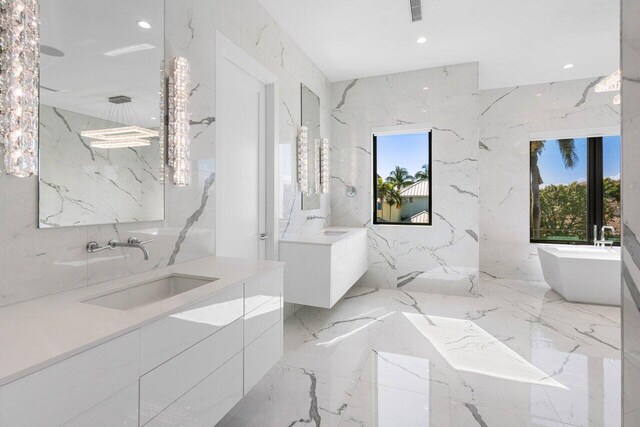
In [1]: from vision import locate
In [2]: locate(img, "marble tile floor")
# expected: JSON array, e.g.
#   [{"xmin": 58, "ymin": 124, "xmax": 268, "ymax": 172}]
[{"xmin": 219, "ymin": 277, "xmax": 621, "ymax": 427}]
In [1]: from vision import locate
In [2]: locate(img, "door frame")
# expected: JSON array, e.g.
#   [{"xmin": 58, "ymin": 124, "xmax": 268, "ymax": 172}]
[{"xmin": 215, "ymin": 31, "xmax": 279, "ymax": 260}]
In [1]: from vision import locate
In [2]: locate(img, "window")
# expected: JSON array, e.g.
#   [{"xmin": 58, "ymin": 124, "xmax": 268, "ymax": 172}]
[
  {"xmin": 530, "ymin": 135, "xmax": 621, "ymax": 244},
  {"xmin": 373, "ymin": 130, "xmax": 432, "ymax": 225}
]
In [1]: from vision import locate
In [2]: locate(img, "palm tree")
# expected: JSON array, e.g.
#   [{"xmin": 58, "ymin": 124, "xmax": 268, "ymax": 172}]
[
  {"xmin": 386, "ymin": 166, "xmax": 414, "ymax": 190},
  {"xmin": 530, "ymin": 139, "xmax": 578, "ymax": 238},
  {"xmin": 377, "ymin": 177, "xmax": 402, "ymax": 220},
  {"xmin": 415, "ymin": 163, "xmax": 429, "ymax": 180}
]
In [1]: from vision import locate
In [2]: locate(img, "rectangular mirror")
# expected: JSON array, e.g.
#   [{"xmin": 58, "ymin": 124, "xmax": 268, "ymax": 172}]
[
  {"xmin": 301, "ymin": 84, "xmax": 321, "ymax": 210},
  {"xmin": 38, "ymin": 0, "xmax": 165, "ymax": 228}
]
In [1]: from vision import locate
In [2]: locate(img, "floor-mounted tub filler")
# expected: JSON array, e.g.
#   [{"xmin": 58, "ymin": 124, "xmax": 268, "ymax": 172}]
[{"xmin": 538, "ymin": 245, "xmax": 621, "ymax": 306}]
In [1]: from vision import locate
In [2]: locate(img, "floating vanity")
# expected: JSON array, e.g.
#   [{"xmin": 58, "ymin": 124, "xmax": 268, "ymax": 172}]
[
  {"xmin": 280, "ymin": 227, "xmax": 368, "ymax": 308},
  {"xmin": 0, "ymin": 256, "xmax": 284, "ymax": 426}
]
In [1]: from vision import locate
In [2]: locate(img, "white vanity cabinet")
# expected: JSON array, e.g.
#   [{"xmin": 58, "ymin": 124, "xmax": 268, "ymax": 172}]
[
  {"xmin": 280, "ymin": 228, "xmax": 368, "ymax": 308},
  {"xmin": 141, "ymin": 268, "xmax": 283, "ymax": 425},
  {"xmin": 0, "ymin": 264, "xmax": 284, "ymax": 427},
  {"xmin": 0, "ymin": 331, "xmax": 140, "ymax": 427}
]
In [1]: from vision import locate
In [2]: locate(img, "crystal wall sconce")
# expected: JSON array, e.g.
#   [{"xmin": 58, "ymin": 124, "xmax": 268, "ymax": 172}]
[
  {"xmin": 0, "ymin": 0, "xmax": 40, "ymax": 177},
  {"xmin": 320, "ymin": 138, "xmax": 329, "ymax": 194},
  {"xmin": 313, "ymin": 139, "xmax": 321, "ymax": 194},
  {"xmin": 595, "ymin": 69, "xmax": 621, "ymax": 105},
  {"xmin": 167, "ymin": 57, "xmax": 191, "ymax": 186},
  {"xmin": 297, "ymin": 126, "xmax": 309, "ymax": 194}
]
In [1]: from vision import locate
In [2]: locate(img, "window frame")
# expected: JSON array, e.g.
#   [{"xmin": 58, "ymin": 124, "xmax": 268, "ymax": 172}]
[
  {"xmin": 529, "ymin": 134, "xmax": 620, "ymax": 246},
  {"xmin": 372, "ymin": 128, "xmax": 433, "ymax": 227}
]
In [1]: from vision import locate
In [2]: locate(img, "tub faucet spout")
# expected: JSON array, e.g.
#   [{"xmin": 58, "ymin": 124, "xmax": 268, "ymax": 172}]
[{"xmin": 595, "ymin": 225, "xmax": 615, "ymax": 248}]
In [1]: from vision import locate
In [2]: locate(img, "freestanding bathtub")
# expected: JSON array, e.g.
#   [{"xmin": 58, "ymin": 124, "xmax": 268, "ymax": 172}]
[{"xmin": 538, "ymin": 245, "xmax": 621, "ymax": 306}]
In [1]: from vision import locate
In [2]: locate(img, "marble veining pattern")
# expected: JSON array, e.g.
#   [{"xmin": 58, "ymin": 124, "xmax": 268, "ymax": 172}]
[
  {"xmin": 39, "ymin": 106, "xmax": 164, "ymax": 227},
  {"xmin": 621, "ymin": 0, "xmax": 640, "ymax": 423},
  {"xmin": 220, "ymin": 277, "xmax": 621, "ymax": 426},
  {"xmin": 330, "ymin": 63, "xmax": 480, "ymax": 296},
  {"xmin": 0, "ymin": 0, "xmax": 331, "ymax": 306},
  {"xmin": 479, "ymin": 78, "xmax": 620, "ymax": 281}
]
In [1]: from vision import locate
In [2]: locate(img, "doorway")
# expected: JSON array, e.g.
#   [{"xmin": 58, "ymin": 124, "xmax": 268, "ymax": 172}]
[{"xmin": 215, "ymin": 32, "xmax": 278, "ymax": 260}]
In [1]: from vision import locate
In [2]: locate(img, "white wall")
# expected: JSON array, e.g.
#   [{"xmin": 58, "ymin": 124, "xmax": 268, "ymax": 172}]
[
  {"xmin": 621, "ymin": 0, "xmax": 640, "ymax": 423},
  {"xmin": 39, "ymin": 106, "xmax": 164, "ymax": 228},
  {"xmin": 479, "ymin": 78, "xmax": 620, "ymax": 281},
  {"xmin": 330, "ymin": 63, "xmax": 480, "ymax": 296},
  {"xmin": 0, "ymin": 0, "xmax": 331, "ymax": 306}
]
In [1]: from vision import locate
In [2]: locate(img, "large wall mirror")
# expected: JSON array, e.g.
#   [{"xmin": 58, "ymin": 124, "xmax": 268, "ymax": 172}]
[
  {"xmin": 38, "ymin": 0, "xmax": 165, "ymax": 228},
  {"xmin": 301, "ymin": 84, "xmax": 321, "ymax": 210}
]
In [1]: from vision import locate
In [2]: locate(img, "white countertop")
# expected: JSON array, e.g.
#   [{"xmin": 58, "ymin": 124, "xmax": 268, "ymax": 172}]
[
  {"xmin": 279, "ymin": 227, "xmax": 367, "ymax": 246},
  {"xmin": 0, "ymin": 256, "xmax": 284, "ymax": 387}
]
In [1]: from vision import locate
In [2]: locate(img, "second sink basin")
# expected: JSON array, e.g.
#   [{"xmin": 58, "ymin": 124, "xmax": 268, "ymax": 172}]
[
  {"xmin": 323, "ymin": 231, "xmax": 348, "ymax": 236},
  {"xmin": 82, "ymin": 274, "xmax": 218, "ymax": 311}
]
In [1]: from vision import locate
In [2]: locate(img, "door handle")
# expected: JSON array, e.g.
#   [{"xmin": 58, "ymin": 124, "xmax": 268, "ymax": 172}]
[{"xmin": 259, "ymin": 233, "xmax": 270, "ymax": 240}]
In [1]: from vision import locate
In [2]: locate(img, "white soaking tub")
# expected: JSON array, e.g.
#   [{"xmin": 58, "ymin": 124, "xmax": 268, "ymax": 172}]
[{"xmin": 538, "ymin": 245, "xmax": 621, "ymax": 306}]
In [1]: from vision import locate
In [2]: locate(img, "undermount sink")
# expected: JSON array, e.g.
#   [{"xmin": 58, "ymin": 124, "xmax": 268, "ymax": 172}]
[
  {"xmin": 323, "ymin": 231, "xmax": 348, "ymax": 236},
  {"xmin": 82, "ymin": 274, "xmax": 218, "ymax": 311}
]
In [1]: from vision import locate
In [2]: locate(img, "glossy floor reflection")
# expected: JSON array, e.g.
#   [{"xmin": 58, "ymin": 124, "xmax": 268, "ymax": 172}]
[{"xmin": 219, "ymin": 277, "xmax": 621, "ymax": 427}]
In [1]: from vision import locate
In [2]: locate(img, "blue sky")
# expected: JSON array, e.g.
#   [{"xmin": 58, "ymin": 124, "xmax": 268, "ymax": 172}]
[
  {"xmin": 376, "ymin": 132, "xmax": 430, "ymax": 179},
  {"xmin": 537, "ymin": 135, "xmax": 620, "ymax": 186}
]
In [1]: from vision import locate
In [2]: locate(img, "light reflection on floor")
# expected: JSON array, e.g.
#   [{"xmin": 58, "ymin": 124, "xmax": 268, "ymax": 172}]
[
  {"xmin": 219, "ymin": 277, "xmax": 621, "ymax": 426},
  {"xmin": 404, "ymin": 313, "xmax": 566, "ymax": 389}
]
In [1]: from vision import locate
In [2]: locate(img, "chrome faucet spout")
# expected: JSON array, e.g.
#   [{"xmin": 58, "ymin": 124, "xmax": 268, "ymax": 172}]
[
  {"xmin": 594, "ymin": 225, "xmax": 616, "ymax": 248},
  {"xmin": 109, "ymin": 237, "xmax": 152, "ymax": 260}
]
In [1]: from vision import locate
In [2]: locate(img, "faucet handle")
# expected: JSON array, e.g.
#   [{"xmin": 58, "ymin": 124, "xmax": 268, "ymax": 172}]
[
  {"xmin": 127, "ymin": 237, "xmax": 153, "ymax": 245},
  {"xmin": 86, "ymin": 241, "xmax": 112, "ymax": 253}
]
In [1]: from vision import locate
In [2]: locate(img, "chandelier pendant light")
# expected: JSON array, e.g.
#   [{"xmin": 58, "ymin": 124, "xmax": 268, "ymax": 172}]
[
  {"xmin": 0, "ymin": 0, "xmax": 40, "ymax": 177},
  {"xmin": 80, "ymin": 95, "xmax": 159, "ymax": 149}
]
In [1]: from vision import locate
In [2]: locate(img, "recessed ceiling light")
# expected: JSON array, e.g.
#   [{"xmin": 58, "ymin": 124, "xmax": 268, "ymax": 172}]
[
  {"xmin": 535, "ymin": 93, "xmax": 543, "ymax": 97},
  {"xmin": 416, "ymin": 36, "xmax": 427, "ymax": 44},
  {"xmin": 40, "ymin": 44, "xmax": 65, "ymax": 57},
  {"xmin": 150, "ymin": 117, "xmax": 157, "ymax": 120},
  {"xmin": 422, "ymin": 86, "xmax": 429, "ymax": 91},
  {"xmin": 563, "ymin": 63, "xmax": 574, "ymax": 69},
  {"xmin": 138, "ymin": 20, "xmax": 151, "ymax": 29},
  {"xmin": 103, "ymin": 43, "xmax": 156, "ymax": 57}
]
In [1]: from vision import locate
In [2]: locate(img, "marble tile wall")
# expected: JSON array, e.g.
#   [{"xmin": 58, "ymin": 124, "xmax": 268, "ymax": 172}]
[
  {"xmin": 479, "ymin": 79, "xmax": 620, "ymax": 281},
  {"xmin": 0, "ymin": 0, "xmax": 330, "ymax": 306},
  {"xmin": 330, "ymin": 63, "xmax": 480, "ymax": 296},
  {"xmin": 622, "ymin": 0, "xmax": 640, "ymax": 423},
  {"xmin": 38, "ymin": 106, "xmax": 164, "ymax": 228}
]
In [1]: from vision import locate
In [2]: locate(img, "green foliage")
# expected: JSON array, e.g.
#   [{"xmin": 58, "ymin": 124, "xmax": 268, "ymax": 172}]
[
  {"xmin": 537, "ymin": 182, "xmax": 588, "ymax": 240},
  {"xmin": 415, "ymin": 164, "xmax": 430, "ymax": 180},
  {"xmin": 535, "ymin": 178, "xmax": 621, "ymax": 241},
  {"xmin": 386, "ymin": 166, "xmax": 414, "ymax": 190},
  {"xmin": 603, "ymin": 177, "xmax": 621, "ymax": 236},
  {"xmin": 377, "ymin": 177, "xmax": 402, "ymax": 220},
  {"xmin": 603, "ymin": 177, "xmax": 621, "ymax": 203}
]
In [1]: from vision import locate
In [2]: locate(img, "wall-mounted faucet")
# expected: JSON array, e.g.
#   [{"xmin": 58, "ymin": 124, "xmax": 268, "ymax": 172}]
[
  {"xmin": 594, "ymin": 225, "xmax": 615, "ymax": 248},
  {"xmin": 109, "ymin": 238, "xmax": 152, "ymax": 260},
  {"xmin": 86, "ymin": 237, "xmax": 153, "ymax": 260}
]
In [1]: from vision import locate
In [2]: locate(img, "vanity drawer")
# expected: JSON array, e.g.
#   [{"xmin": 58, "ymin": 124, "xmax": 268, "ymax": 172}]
[
  {"xmin": 145, "ymin": 352, "xmax": 243, "ymax": 426},
  {"xmin": 244, "ymin": 295, "xmax": 282, "ymax": 346},
  {"xmin": 140, "ymin": 283, "xmax": 243, "ymax": 374},
  {"xmin": 245, "ymin": 267, "xmax": 283, "ymax": 313},
  {"xmin": 244, "ymin": 320, "xmax": 283, "ymax": 392},
  {"xmin": 0, "ymin": 331, "xmax": 139, "ymax": 427},
  {"xmin": 65, "ymin": 382, "xmax": 139, "ymax": 427},
  {"xmin": 346, "ymin": 229, "xmax": 367, "ymax": 253},
  {"xmin": 140, "ymin": 319, "xmax": 243, "ymax": 425},
  {"xmin": 330, "ymin": 238, "xmax": 348, "ymax": 262}
]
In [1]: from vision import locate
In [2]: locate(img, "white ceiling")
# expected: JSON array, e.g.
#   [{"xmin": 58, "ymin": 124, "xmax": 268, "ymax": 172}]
[
  {"xmin": 40, "ymin": 0, "xmax": 163, "ymax": 127},
  {"xmin": 257, "ymin": 0, "xmax": 619, "ymax": 89}
]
